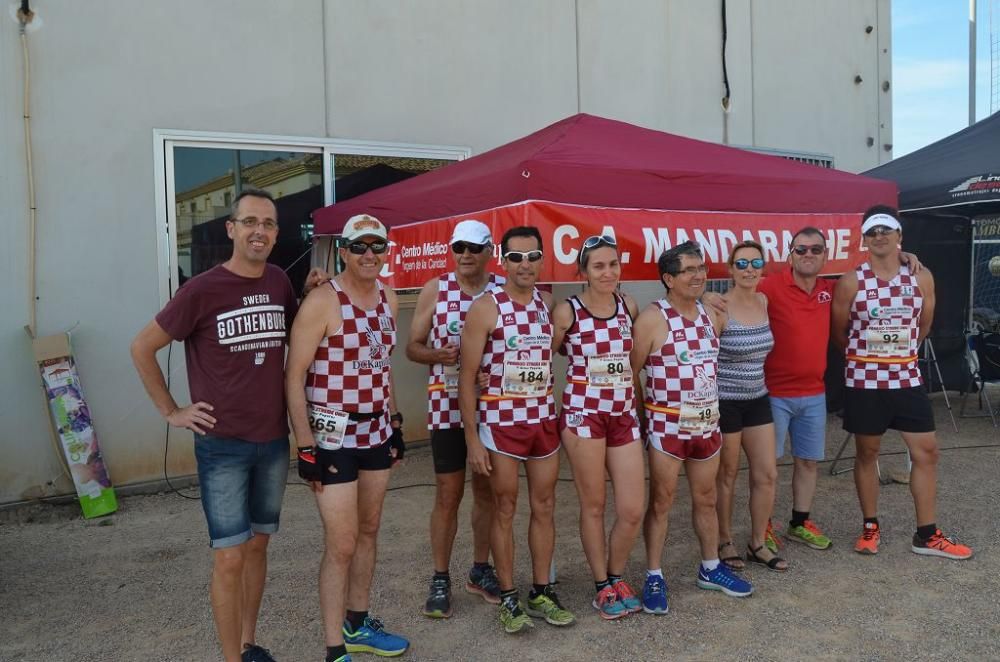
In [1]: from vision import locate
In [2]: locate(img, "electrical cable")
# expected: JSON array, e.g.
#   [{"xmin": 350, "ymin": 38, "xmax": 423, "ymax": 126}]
[{"xmin": 721, "ymin": 0, "xmax": 731, "ymax": 110}]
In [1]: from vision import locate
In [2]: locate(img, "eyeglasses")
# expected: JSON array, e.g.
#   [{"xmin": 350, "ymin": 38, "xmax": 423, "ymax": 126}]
[
  {"xmin": 670, "ymin": 264, "xmax": 708, "ymax": 277},
  {"xmin": 864, "ymin": 226, "xmax": 897, "ymax": 237},
  {"xmin": 346, "ymin": 239, "xmax": 388, "ymax": 255},
  {"xmin": 504, "ymin": 250, "xmax": 543, "ymax": 263},
  {"xmin": 733, "ymin": 258, "xmax": 765, "ymax": 270},
  {"xmin": 791, "ymin": 245, "xmax": 825, "ymax": 256},
  {"xmin": 234, "ymin": 218, "xmax": 277, "ymax": 231},
  {"xmin": 452, "ymin": 241, "xmax": 490, "ymax": 254}
]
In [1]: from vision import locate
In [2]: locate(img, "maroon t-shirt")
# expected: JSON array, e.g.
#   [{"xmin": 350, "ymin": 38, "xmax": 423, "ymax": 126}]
[{"xmin": 156, "ymin": 263, "xmax": 298, "ymax": 442}]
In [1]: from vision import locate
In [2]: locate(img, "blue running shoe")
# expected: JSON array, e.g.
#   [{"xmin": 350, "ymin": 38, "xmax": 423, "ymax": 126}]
[
  {"xmin": 343, "ymin": 616, "xmax": 409, "ymax": 657},
  {"xmin": 641, "ymin": 574, "xmax": 669, "ymax": 615},
  {"xmin": 696, "ymin": 563, "xmax": 753, "ymax": 598}
]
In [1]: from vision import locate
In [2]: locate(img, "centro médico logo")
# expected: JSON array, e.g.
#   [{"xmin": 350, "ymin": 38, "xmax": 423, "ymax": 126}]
[
  {"xmin": 870, "ymin": 306, "xmax": 912, "ymax": 319},
  {"xmin": 678, "ymin": 348, "xmax": 718, "ymax": 364},
  {"xmin": 506, "ymin": 333, "xmax": 549, "ymax": 350},
  {"xmin": 447, "ymin": 320, "xmax": 462, "ymax": 334}
]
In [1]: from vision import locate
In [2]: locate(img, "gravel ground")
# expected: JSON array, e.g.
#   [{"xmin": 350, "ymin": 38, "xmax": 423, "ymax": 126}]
[{"xmin": 3, "ymin": 395, "xmax": 999, "ymax": 662}]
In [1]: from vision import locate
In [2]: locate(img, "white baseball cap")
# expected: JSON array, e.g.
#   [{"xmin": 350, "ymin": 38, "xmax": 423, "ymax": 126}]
[
  {"xmin": 342, "ymin": 214, "xmax": 388, "ymax": 242},
  {"xmin": 450, "ymin": 219, "xmax": 492, "ymax": 245},
  {"xmin": 861, "ymin": 212, "xmax": 901, "ymax": 234}
]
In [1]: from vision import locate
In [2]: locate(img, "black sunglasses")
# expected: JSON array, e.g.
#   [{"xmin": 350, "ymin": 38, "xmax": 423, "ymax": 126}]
[
  {"xmin": 504, "ymin": 250, "xmax": 543, "ymax": 263},
  {"xmin": 792, "ymin": 245, "xmax": 825, "ymax": 256},
  {"xmin": 452, "ymin": 241, "xmax": 489, "ymax": 255},
  {"xmin": 733, "ymin": 258, "xmax": 765, "ymax": 270},
  {"xmin": 347, "ymin": 240, "xmax": 388, "ymax": 255},
  {"xmin": 864, "ymin": 226, "xmax": 897, "ymax": 237}
]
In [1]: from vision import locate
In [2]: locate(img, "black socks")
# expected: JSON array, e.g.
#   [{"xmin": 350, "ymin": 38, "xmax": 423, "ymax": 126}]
[
  {"xmin": 916, "ymin": 523, "xmax": 937, "ymax": 540},
  {"xmin": 345, "ymin": 609, "xmax": 368, "ymax": 632},
  {"xmin": 326, "ymin": 644, "xmax": 348, "ymax": 661},
  {"xmin": 790, "ymin": 510, "xmax": 809, "ymax": 528}
]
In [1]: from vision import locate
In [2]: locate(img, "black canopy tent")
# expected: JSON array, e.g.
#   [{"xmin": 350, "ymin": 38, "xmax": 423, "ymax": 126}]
[{"xmin": 864, "ymin": 112, "xmax": 1000, "ymax": 390}]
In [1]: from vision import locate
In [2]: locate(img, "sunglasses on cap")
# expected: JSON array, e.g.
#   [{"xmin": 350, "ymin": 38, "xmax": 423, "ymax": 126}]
[
  {"xmin": 452, "ymin": 241, "xmax": 490, "ymax": 255},
  {"xmin": 733, "ymin": 257, "xmax": 765, "ymax": 270},
  {"xmin": 863, "ymin": 226, "xmax": 897, "ymax": 237},
  {"xmin": 504, "ymin": 250, "xmax": 543, "ymax": 263},
  {"xmin": 791, "ymin": 245, "xmax": 825, "ymax": 256},
  {"xmin": 346, "ymin": 239, "xmax": 388, "ymax": 255}
]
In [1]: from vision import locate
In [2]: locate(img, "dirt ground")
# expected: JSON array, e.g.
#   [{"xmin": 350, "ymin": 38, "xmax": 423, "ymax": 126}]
[{"xmin": 3, "ymin": 395, "xmax": 999, "ymax": 662}]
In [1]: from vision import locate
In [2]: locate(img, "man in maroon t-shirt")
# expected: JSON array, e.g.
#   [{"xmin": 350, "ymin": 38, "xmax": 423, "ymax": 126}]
[{"xmin": 131, "ymin": 188, "xmax": 300, "ymax": 662}]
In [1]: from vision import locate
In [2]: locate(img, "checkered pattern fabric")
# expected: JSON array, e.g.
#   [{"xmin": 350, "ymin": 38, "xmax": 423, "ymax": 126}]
[
  {"xmin": 845, "ymin": 263, "xmax": 923, "ymax": 390},
  {"xmin": 305, "ymin": 281, "xmax": 396, "ymax": 449},
  {"xmin": 479, "ymin": 288, "xmax": 556, "ymax": 426},
  {"xmin": 561, "ymin": 294, "xmax": 635, "ymax": 414},
  {"xmin": 644, "ymin": 299, "xmax": 720, "ymax": 440},
  {"xmin": 427, "ymin": 272, "xmax": 505, "ymax": 430}
]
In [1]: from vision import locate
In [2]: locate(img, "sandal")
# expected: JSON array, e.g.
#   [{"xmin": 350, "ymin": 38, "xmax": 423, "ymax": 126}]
[
  {"xmin": 718, "ymin": 541, "xmax": 745, "ymax": 570},
  {"xmin": 746, "ymin": 544, "xmax": 788, "ymax": 572}
]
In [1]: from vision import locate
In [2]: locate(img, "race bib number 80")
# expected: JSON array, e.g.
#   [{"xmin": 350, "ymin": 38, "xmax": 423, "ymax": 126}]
[{"xmin": 587, "ymin": 352, "xmax": 632, "ymax": 389}]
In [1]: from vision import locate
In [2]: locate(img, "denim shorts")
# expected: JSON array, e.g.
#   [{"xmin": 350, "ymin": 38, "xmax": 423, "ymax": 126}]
[
  {"xmin": 769, "ymin": 394, "xmax": 826, "ymax": 461},
  {"xmin": 194, "ymin": 435, "xmax": 289, "ymax": 549}
]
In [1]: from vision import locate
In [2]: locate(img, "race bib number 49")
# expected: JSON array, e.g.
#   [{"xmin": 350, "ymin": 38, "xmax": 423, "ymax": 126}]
[
  {"xmin": 587, "ymin": 352, "xmax": 632, "ymax": 388},
  {"xmin": 307, "ymin": 404, "xmax": 349, "ymax": 450},
  {"xmin": 502, "ymin": 359, "xmax": 549, "ymax": 398}
]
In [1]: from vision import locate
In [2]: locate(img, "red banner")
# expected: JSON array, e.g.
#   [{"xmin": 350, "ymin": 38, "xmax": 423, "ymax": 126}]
[{"xmin": 379, "ymin": 201, "xmax": 864, "ymax": 288}]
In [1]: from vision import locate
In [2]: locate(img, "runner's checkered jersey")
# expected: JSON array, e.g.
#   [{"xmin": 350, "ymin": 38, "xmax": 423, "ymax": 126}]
[
  {"xmin": 561, "ymin": 293, "xmax": 635, "ymax": 414},
  {"xmin": 644, "ymin": 299, "xmax": 720, "ymax": 440},
  {"xmin": 479, "ymin": 288, "xmax": 556, "ymax": 426},
  {"xmin": 427, "ymin": 272, "xmax": 505, "ymax": 429},
  {"xmin": 845, "ymin": 262, "xmax": 923, "ymax": 390},
  {"xmin": 305, "ymin": 280, "xmax": 396, "ymax": 448}
]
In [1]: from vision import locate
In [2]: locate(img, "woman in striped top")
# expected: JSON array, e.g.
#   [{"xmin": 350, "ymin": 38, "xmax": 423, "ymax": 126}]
[{"xmin": 715, "ymin": 241, "xmax": 787, "ymax": 572}]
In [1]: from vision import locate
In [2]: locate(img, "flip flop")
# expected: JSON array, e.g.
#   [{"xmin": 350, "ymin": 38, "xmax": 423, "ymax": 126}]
[
  {"xmin": 746, "ymin": 544, "xmax": 788, "ymax": 572},
  {"xmin": 718, "ymin": 541, "xmax": 745, "ymax": 570}
]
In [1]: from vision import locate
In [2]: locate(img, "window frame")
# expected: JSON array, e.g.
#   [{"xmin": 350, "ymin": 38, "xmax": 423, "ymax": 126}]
[{"xmin": 153, "ymin": 129, "xmax": 470, "ymax": 307}]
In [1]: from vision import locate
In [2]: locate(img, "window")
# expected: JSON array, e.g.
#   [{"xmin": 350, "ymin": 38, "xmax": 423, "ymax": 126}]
[{"xmin": 154, "ymin": 131, "xmax": 469, "ymax": 304}]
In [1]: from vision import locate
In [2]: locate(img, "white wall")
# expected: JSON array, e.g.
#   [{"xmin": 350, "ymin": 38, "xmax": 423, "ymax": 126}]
[
  {"xmin": 0, "ymin": 0, "xmax": 327, "ymax": 504},
  {"xmin": 0, "ymin": 0, "xmax": 891, "ymax": 504}
]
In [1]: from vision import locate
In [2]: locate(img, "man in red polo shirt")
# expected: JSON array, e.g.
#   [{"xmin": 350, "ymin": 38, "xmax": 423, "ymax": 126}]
[{"xmin": 757, "ymin": 227, "xmax": 836, "ymax": 552}]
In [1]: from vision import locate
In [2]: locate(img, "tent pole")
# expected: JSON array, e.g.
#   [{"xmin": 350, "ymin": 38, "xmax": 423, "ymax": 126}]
[
  {"xmin": 970, "ymin": 0, "xmax": 977, "ymax": 126},
  {"xmin": 969, "ymin": 218, "xmax": 977, "ymax": 333}
]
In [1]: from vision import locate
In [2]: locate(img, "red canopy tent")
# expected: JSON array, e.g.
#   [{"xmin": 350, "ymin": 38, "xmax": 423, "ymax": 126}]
[{"xmin": 313, "ymin": 114, "xmax": 897, "ymax": 287}]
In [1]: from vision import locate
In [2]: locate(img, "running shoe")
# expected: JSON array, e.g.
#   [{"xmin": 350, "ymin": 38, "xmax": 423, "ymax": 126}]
[
  {"xmin": 592, "ymin": 584, "xmax": 627, "ymax": 620},
  {"xmin": 343, "ymin": 616, "xmax": 409, "ymax": 657},
  {"xmin": 765, "ymin": 519, "xmax": 781, "ymax": 554},
  {"xmin": 241, "ymin": 644, "xmax": 276, "ymax": 662},
  {"xmin": 466, "ymin": 563, "xmax": 502, "ymax": 604},
  {"xmin": 525, "ymin": 586, "xmax": 576, "ymax": 626},
  {"xmin": 327, "ymin": 656, "xmax": 351, "ymax": 662},
  {"xmin": 422, "ymin": 575, "xmax": 452, "ymax": 618},
  {"xmin": 499, "ymin": 594, "xmax": 534, "ymax": 634},
  {"xmin": 696, "ymin": 563, "xmax": 754, "ymax": 598},
  {"xmin": 641, "ymin": 574, "xmax": 669, "ymax": 615},
  {"xmin": 911, "ymin": 529, "xmax": 973, "ymax": 560},
  {"xmin": 786, "ymin": 519, "xmax": 832, "ymax": 550},
  {"xmin": 611, "ymin": 578, "xmax": 642, "ymax": 613},
  {"xmin": 854, "ymin": 522, "xmax": 880, "ymax": 555}
]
